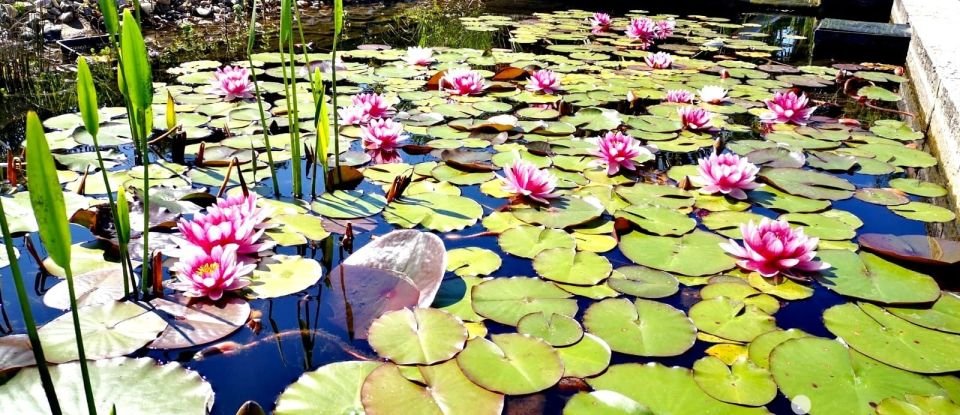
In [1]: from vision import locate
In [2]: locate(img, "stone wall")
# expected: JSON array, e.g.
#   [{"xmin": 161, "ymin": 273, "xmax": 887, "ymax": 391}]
[{"xmin": 892, "ymin": 0, "xmax": 960, "ymax": 215}]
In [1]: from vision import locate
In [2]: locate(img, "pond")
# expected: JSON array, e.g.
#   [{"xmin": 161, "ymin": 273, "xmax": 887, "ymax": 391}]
[{"xmin": 1, "ymin": 1, "xmax": 959, "ymax": 415}]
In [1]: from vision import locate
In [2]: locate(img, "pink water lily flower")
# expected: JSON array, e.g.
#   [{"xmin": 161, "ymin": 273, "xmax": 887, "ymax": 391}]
[
  {"xmin": 699, "ymin": 86, "xmax": 729, "ymax": 104},
  {"xmin": 526, "ymin": 69, "xmax": 561, "ymax": 94},
  {"xmin": 338, "ymin": 105, "xmax": 369, "ymax": 126},
  {"xmin": 588, "ymin": 131, "xmax": 653, "ymax": 175},
  {"xmin": 211, "ymin": 66, "xmax": 254, "ymax": 101},
  {"xmin": 441, "ymin": 68, "xmax": 487, "ymax": 96},
  {"xmin": 404, "ymin": 46, "xmax": 435, "ymax": 66},
  {"xmin": 678, "ymin": 106, "xmax": 712, "ymax": 130},
  {"xmin": 206, "ymin": 193, "xmax": 271, "ymax": 229},
  {"xmin": 654, "ymin": 19, "xmax": 675, "ymax": 39},
  {"xmin": 361, "ymin": 118, "xmax": 408, "ymax": 152},
  {"xmin": 500, "ymin": 159, "xmax": 559, "ymax": 204},
  {"xmin": 626, "ymin": 17, "xmax": 657, "ymax": 48},
  {"xmin": 591, "ymin": 12, "xmax": 613, "ymax": 34},
  {"xmin": 665, "ymin": 90, "xmax": 695, "ymax": 104},
  {"xmin": 694, "ymin": 152, "xmax": 761, "ymax": 200},
  {"xmin": 720, "ymin": 218, "xmax": 830, "ymax": 278},
  {"xmin": 761, "ymin": 90, "xmax": 817, "ymax": 125},
  {"xmin": 176, "ymin": 208, "xmax": 272, "ymax": 258},
  {"xmin": 645, "ymin": 52, "xmax": 673, "ymax": 69},
  {"xmin": 171, "ymin": 244, "xmax": 255, "ymax": 301},
  {"xmin": 352, "ymin": 93, "xmax": 394, "ymax": 120}
]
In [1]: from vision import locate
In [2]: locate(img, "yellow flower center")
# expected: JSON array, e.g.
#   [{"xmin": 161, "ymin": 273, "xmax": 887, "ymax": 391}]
[{"xmin": 195, "ymin": 262, "xmax": 219, "ymax": 278}]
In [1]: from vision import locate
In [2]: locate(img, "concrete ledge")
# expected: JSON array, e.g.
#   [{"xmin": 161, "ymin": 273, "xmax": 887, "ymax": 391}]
[{"xmin": 892, "ymin": 0, "xmax": 960, "ymax": 217}]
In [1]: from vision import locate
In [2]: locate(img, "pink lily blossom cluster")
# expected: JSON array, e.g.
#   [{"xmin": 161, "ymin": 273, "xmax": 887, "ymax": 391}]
[
  {"xmin": 699, "ymin": 86, "xmax": 729, "ymax": 104},
  {"xmin": 761, "ymin": 90, "xmax": 817, "ymax": 125},
  {"xmin": 210, "ymin": 66, "xmax": 255, "ymax": 102},
  {"xmin": 693, "ymin": 152, "xmax": 761, "ymax": 200},
  {"xmin": 588, "ymin": 131, "xmax": 655, "ymax": 175},
  {"xmin": 677, "ymin": 106, "xmax": 713, "ymax": 131},
  {"xmin": 441, "ymin": 68, "xmax": 488, "ymax": 96},
  {"xmin": 404, "ymin": 47, "xmax": 435, "ymax": 66},
  {"xmin": 361, "ymin": 118, "xmax": 408, "ymax": 163},
  {"xmin": 645, "ymin": 52, "xmax": 673, "ymax": 69},
  {"xmin": 171, "ymin": 194, "xmax": 273, "ymax": 300},
  {"xmin": 590, "ymin": 12, "xmax": 613, "ymax": 34},
  {"xmin": 625, "ymin": 17, "xmax": 675, "ymax": 49},
  {"xmin": 500, "ymin": 158, "xmax": 559, "ymax": 204},
  {"xmin": 720, "ymin": 218, "xmax": 830, "ymax": 278},
  {"xmin": 339, "ymin": 93, "xmax": 396, "ymax": 126},
  {"xmin": 526, "ymin": 69, "xmax": 562, "ymax": 94},
  {"xmin": 665, "ymin": 90, "xmax": 695, "ymax": 104}
]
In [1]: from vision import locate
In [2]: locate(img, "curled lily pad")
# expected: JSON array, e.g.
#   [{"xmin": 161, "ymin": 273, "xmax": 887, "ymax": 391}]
[
  {"xmin": 471, "ymin": 277, "xmax": 577, "ymax": 326},
  {"xmin": 456, "ymin": 333, "xmax": 563, "ymax": 395},
  {"xmin": 360, "ymin": 361, "xmax": 504, "ymax": 415},
  {"xmin": 858, "ymin": 233, "xmax": 960, "ymax": 266},
  {"xmin": 275, "ymin": 361, "xmax": 383, "ymax": 415},
  {"xmin": 583, "ymin": 298, "xmax": 696, "ymax": 357},
  {"xmin": 815, "ymin": 250, "xmax": 941, "ymax": 304},
  {"xmin": 39, "ymin": 301, "xmax": 168, "ymax": 363},
  {"xmin": 0, "ymin": 357, "xmax": 214, "ymax": 415},
  {"xmin": 770, "ymin": 337, "xmax": 945, "ymax": 415},
  {"xmin": 367, "ymin": 308, "xmax": 467, "ymax": 365},
  {"xmin": 533, "ymin": 248, "xmax": 612, "ymax": 285},
  {"xmin": 148, "ymin": 295, "xmax": 250, "ymax": 350},
  {"xmin": 588, "ymin": 363, "xmax": 769, "ymax": 415},
  {"xmin": 0, "ymin": 335, "xmax": 36, "ymax": 372},
  {"xmin": 824, "ymin": 302, "xmax": 960, "ymax": 373},
  {"xmin": 343, "ymin": 230, "xmax": 446, "ymax": 307},
  {"xmin": 619, "ymin": 231, "xmax": 736, "ymax": 276}
]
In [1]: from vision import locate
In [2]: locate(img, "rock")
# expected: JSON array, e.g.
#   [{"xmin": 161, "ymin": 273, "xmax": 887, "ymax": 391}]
[
  {"xmin": 42, "ymin": 22, "xmax": 61, "ymax": 40},
  {"xmin": 33, "ymin": 0, "xmax": 50, "ymax": 9},
  {"xmin": 194, "ymin": 4, "xmax": 211, "ymax": 16},
  {"xmin": 57, "ymin": 10, "xmax": 73, "ymax": 22},
  {"xmin": 20, "ymin": 27, "xmax": 36, "ymax": 41},
  {"xmin": 140, "ymin": 0, "xmax": 154, "ymax": 14},
  {"xmin": 155, "ymin": 0, "xmax": 169, "ymax": 5}
]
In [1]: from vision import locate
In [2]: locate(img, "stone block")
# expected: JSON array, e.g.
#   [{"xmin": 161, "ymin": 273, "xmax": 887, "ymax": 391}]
[{"xmin": 814, "ymin": 18, "xmax": 911, "ymax": 64}]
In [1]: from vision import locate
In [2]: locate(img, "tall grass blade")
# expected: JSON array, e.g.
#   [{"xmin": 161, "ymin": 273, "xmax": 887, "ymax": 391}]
[
  {"xmin": 98, "ymin": 0, "xmax": 119, "ymax": 42},
  {"xmin": 26, "ymin": 111, "xmax": 97, "ymax": 415}
]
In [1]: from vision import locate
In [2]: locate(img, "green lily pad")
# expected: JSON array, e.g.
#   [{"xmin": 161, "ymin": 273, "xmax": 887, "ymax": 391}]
[
  {"xmin": 615, "ymin": 183, "xmax": 695, "ymax": 210},
  {"xmin": 689, "ymin": 297, "xmax": 777, "ymax": 342},
  {"xmin": 702, "ymin": 211, "xmax": 768, "ymax": 238},
  {"xmin": 619, "ymin": 231, "xmax": 736, "ymax": 276},
  {"xmin": 747, "ymin": 329, "xmax": 812, "ymax": 369},
  {"xmin": 853, "ymin": 188, "xmax": 910, "ymax": 206},
  {"xmin": 583, "ymin": 298, "xmax": 696, "ymax": 357},
  {"xmin": 556, "ymin": 333, "xmax": 612, "ymax": 378},
  {"xmin": 518, "ymin": 312, "xmax": 584, "ymax": 347},
  {"xmin": 858, "ymin": 85, "xmax": 901, "ymax": 102},
  {"xmin": 780, "ymin": 210, "xmax": 861, "ymax": 241},
  {"xmin": 456, "ymin": 333, "xmax": 564, "ymax": 395},
  {"xmin": 889, "ymin": 178, "xmax": 947, "ymax": 198},
  {"xmin": 471, "ymin": 277, "xmax": 578, "ymax": 326},
  {"xmin": 607, "ymin": 266, "xmax": 679, "ymax": 299},
  {"xmin": 39, "ymin": 301, "xmax": 168, "ymax": 363},
  {"xmin": 616, "ymin": 205, "xmax": 696, "ymax": 236},
  {"xmin": 760, "ymin": 167, "xmax": 854, "ymax": 200},
  {"xmin": 446, "ymin": 247, "xmax": 502, "ymax": 277},
  {"xmin": 0, "ymin": 357, "xmax": 214, "ymax": 415},
  {"xmin": 499, "ymin": 225, "xmax": 575, "ymax": 258},
  {"xmin": 385, "ymin": 193, "xmax": 483, "ymax": 232},
  {"xmin": 824, "ymin": 302, "xmax": 960, "ymax": 373},
  {"xmin": 886, "ymin": 292, "xmax": 960, "ymax": 334},
  {"xmin": 360, "ymin": 361, "xmax": 504, "ymax": 415},
  {"xmin": 563, "ymin": 390, "xmax": 652, "ymax": 415},
  {"xmin": 889, "ymin": 202, "xmax": 957, "ymax": 223},
  {"xmin": 588, "ymin": 363, "xmax": 769, "ymax": 415},
  {"xmin": 312, "ymin": 190, "xmax": 387, "ymax": 219},
  {"xmin": 859, "ymin": 144, "xmax": 937, "ymax": 168},
  {"xmin": 368, "ymin": 308, "xmax": 467, "ymax": 365},
  {"xmin": 246, "ymin": 255, "xmax": 323, "ymax": 299},
  {"xmin": 511, "ymin": 196, "xmax": 605, "ymax": 229},
  {"xmin": 433, "ymin": 276, "xmax": 487, "ymax": 322},
  {"xmin": 533, "ymin": 248, "xmax": 612, "ymax": 285},
  {"xmin": 748, "ymin": 187, "xmax": 831, "ymax": 213},
  {"xmin": 815, "ymin": 250, "xmax": 941, "ymax": 304},
  {"xmin": 876, "ymin": 395, "xmax": 960, "ymax": 415},
  {"xmin": 770, "ymin": 337, "xmax": 945, "ymax": 415},
  {"xmin": 692, "ymin": 356, "xmax": 777, "ymax": 406},
  {"xmin": 275, "ymin": 361, "xmax": 383, "ymax": 415}
]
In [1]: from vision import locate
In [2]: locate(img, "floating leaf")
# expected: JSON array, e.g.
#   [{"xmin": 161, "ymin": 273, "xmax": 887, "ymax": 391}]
[
  {"xmin": 556, "ymin": 333, "xmax": 611, "ymax": 378},
  {"xmin": 246, "ymin": 255, "xmax": 323, "ymax": 299},
  {"xmin": 583, "ymin": 298, "xmax": 696, "ymax": 357},
  {"xmin": 889, "ymin": 202, "xmax": 956, "ymax": 223},
  {"xmin": 889, "ymin": 178, "xmax": 946, "ymax": 198},
  {"xmin": 312, "ymin": 190, "xmax": 387, "ymax": 219},
  {"xmin": 367, "ymin": 308, "xmax": 467, "ymax": 365},
  {"xmin": 360, "ymin": 361, "xmax": 504, "ymax": 415},
  {"xmin": 616, "ymin": 205, "xmax": 696, "ymax": 236},
  {"xmin": 689, "ymin": 297, "xmax": 776, "ymax": 342},
  {"xmin": 446, "ymin": 247, "xmax": 502, "ymax": 277},
  {"xmin": 385, "ymin": 193, "xmax": 483, "ymax": 232},
  {"xmin": 471, "ymin": 277, "xmax": 577, "ymax": 326},
  {"xmin": 517, "ymin": 312, "xmax": 583, "ymax": 347},
  {"xmin": 343, "ymin": 230, "xmax": 446, "ymax": 307},
  {"xmin": 619, "ymin": 231, "xmax": 736, "ymax": 276},
  {"xmin": 816, "ymin": 250, "xmax": 941, "ymax": 304},
  {"xmin": 148, "ymin": 295, "xmax": 251, "ymax": 350},
  {"xmin": 533, "ymin": 248, "xmax": 611, "ymax": 285},
  {"xmin": 760, "ymin": 167, "xmax": 854, "ymax": 200},
  {"xmin": 275, "ymin": 361, "xmax": 382, "ymax": 415},
  {"xmin": 747, "ymin": 329, "xmax": 812, "ymax": 369},
  {"xmin": 858, "ymin": 233, "xmax": 960, "ymax": 266},
  {"xmin": 456, "ymin": 333, "xmax": 563, "ymax": 395},
  {"xmin": 692, "ymin": 356, "xmax": 777, "ymax": 407},
  {"xmin": 499, "ymin": 226, "xmax": 575, "ymax": 258},
  {"xmin": 607, "ymin": 266, "xmax": 679, "ymax": 299},
  {"xmin": 39, "ymin": 301, "xmax": 167, "ymax": 363},
  {"xmin": 511, "ymin": 196, "xmax": 605, "ymax": 229},
  {"xmin": 886, "ymin": 292, "xmax": 960, "ymax": 334}
]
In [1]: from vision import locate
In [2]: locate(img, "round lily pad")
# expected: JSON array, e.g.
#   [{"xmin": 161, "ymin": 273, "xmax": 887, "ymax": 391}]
[
  {"xmin": 246, "ymin": 255, "xmax": 323, "ymax": 299},
  {"xmin": 518, "ymin": 312, "xmax": 584, "ymax": 347},
  {"xmin": 689, "ymin": 297, "xmax": 777, "ymax": 342},
  {"xmin": 747, "ymin": 329, "xmax": 812, "ymax": 369},
  {"xmin": 446, "ymin": 247, "xmax": 502, "ymax": 277},
  {"xmin": 760, "ymin": 167, "xmax": 854, "ymax": 200},
  {"xmin": 824, "ymin": 302, "xmax": 960, "ymax": 373},
  {"xmin": 275, "ymin": 361, "xmax": 383, "ymax": 415},
  {"xmin": 616, "ymin": 205, "xmax": 697, "ymax": 236},
  {"xmin": 312, "ymin": 190, "xmax": 387, "ymax": 219},
  {"xmin": 360, "ymin": 361, "xmax": 504, "ymax": 415},
  {"xmin": 368, "ymin": 308, "xmax": 467, "ymax": 365},
  {"xmin": 815, "ymin": 250, "xmax": 941, "ymax": 304},
  {"xmin": 471, "ymin": 277, "xmax": 578, "ymax": 326},
  {"xmin": 499, "ymin": 226, "xmax": 575, "ymax": 258},
  {"xmin": 889, "ymin": 202, "xmax": 956, "ymax": 223},
  {"xmin": 456, "ymin": 333, "xmax": 564, "ymax": 395},
  {"xmin": 39, "ymin": 301, "xmax": 168, "ymax": 363},
  {"xmin": 533, "ymin": 248, "xmax": 612, "ymax": 285},
  {"xmin": 692, "ymin": 356, "xmax": 777, "ymax": 406},
  {"xmin": 511, "ymin": 196, "xmax": 605, "ymax": 229},
  {"xmin": 770, "ymin": 337, "xmax": 945, "ymax": 415},
  {"xmin": 607, "ymin": 266, "xmax": 679, "ymax": 299},
  {"xmin": 619, "ymin": 231, "xmax": 736, "ymax": 276},
  {"xmin": 556, "ymin": 333, "xmax": 612, "ymax": 378},
  {"xmin": 385, "ymin": 193, "xmax": 484, "ymax": 232},
  {"xmin": 563, "ymin": 390, "xmax": 652, "ymax": 415},
  {"xmin": 583, "ymin": 298, "xmax": 696, "ymax": 357},
  {"xmin": 0, "ymin": 357, "xmax": 214, "ymax": 415}
]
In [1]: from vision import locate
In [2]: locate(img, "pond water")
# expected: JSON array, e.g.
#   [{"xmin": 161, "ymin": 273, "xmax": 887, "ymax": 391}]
[{"xmin": 1, "ymin": 2, "xmax": 959, "ymax": 415}]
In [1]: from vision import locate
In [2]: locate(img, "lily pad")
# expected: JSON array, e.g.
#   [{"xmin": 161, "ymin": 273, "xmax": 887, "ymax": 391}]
[
  {"xmin": 760, "ymin": 168, "xmax": 854, "ymax": 200},
  {"xmin": 689, "ymin": 297, "xmax": 777, "ymax": 342},
  {"xmin": 619, "ymin": 231, "xmax": 736, "ymax": 276},
  {"xmin": 563, "ymin": 390, "xmax": 652, "ymax": 415},
  {"xmin": 312, "ymin": 190, "xmax": 387, "ymax": 219},
  {"xmin": 616, "ymin": 205, "xmax": 696, "ymax": 236},
  {"xmin": 471, "ymin": 277, "xmax": 578, "ymax": 326},
  {"xmin": 360, "ymin": 361, "xmax": 504, "ymax": 415},
  {"xmin": 556, "ymin": 333, "xmax": 612, "ymax": 378},
  {"xmin": 517, "ymin": 312, "xmax": 584, "ymax": 347},
  {"xmin": 511, "ymin": 196, "xmax": 605, "ymax": 229},
  {"xmin": 367, "ymin": 308, "xmax": 467, "ymax": 365},
  {"xmin": 889, "ymin": 202, "xmax": 956, "ymax": 223},
  {"xmin": 385, "ymin": 193, "xmax": 483, "ymax": 232},
  {"xmin": 246, "ymin": 255, "xmax": 323, "ymax": 299},
  {"xmin": 858, "ymin": 233, "xmax": 960, "ymax": 266},
  {"xmin": 148, "ymin": 295, "xmax": 250, "ymax": 350},
  {"xmin": 446, "ymin": 247, "xmax": 502, "ymax": 277},
  {"xmin": 533, "ymin": 248, "xmax": 612, "ymax": 285},
  {"xmin": 39, "ymin": 301, "xmax": 168, "ymax": 363},
  {"xmin": 815, "ymin": 250, "xmax": 941, "ymax": 304},
  {"xmin": 456, "ymin": 333, "xmax": 564, "ymax": 395},
  {"xmin": 889, "ymin": 178, "xmax": 946, "ymax": 198},
  {"xmin": 692, "ymin": 356, "xmax": 777, "ymax": 406},
  {"xmin": 583, "ymin": 298, "xmax": 696, "ymax": 357},
  {"xmin": 275, "ymin": 361, "xmax": 382, "ymax": 415},
  {"xmin": 886, "ymin": 292, "xmax": 960, "ymax": 334},
  {"xmin": 607, "ymin": 266, "xmax": 680, "ymax": 299},
  {"xmin": 499, "ymin": 225, "xmax": 575, "ymax": 258},
  {"xmin": 343, "ymin": 230, "xmax": 447, "ymax": 307}
]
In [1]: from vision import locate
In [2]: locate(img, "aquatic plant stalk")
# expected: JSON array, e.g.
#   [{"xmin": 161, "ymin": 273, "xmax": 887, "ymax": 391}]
[
  {"xmin": 245, "ymin": 0, "xmax": 281, "ymax": 198},
  {"xmin": 25, "ymin": 111, "xmax": 97, "ymax": 415},
  {"xmin": 76, "ymin": 56, "xmax": 134, "ymax": 297},
  {"xmin": 0, "ymin": 200, "xmax": 61, "ymax": 412},
  {"xmin": 278, "ymin": 0, "xmax": 303, "ymax": 197},
  {"xmin": 330, "ymin": 0, "xmax": 344, "ymax": 184}
]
